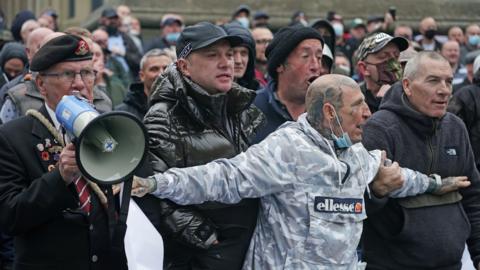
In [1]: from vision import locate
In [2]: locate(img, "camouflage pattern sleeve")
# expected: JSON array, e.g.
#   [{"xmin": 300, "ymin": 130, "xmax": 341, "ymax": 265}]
[
  {"xmin": 361, "ymin": 146, "xmax": 429, "ymax": 198},
  {"xmin": 151, "ymin": 131, "xmax": 299, "ymax": 205},
  {"xmin": 389, "ymin": 168, "xmax": 430, "ymax": 197}
]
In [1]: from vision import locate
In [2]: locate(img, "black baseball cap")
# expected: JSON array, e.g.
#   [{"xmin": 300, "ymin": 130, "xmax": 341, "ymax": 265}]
[
  {"xmin": 101, "ymin": 8, "xmax": 118, "ymax": 18},
  {"xmin": 176, "ymin": 22, "xmax": 243, "ymax": 59},
  {"xmin": 254, "ymin": 11, "xmax": 269, "ymax": 20}
]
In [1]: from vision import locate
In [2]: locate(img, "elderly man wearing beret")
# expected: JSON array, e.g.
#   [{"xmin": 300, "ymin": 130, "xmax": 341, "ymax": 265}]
[{"xmin": 0, "ymin": 34, "xmax": 127, "ymax": 270}]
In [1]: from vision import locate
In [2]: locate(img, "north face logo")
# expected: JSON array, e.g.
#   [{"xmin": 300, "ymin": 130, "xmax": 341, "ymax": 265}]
[{"xmin": 445, "ymin": 147, "xmax": 457, "ymax": 156}]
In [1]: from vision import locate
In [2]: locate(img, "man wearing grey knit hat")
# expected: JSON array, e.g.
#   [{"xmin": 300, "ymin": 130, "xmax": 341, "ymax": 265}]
[{"xmin": 253, "ymin": 24, "xmax": 324, "ymax": 143}]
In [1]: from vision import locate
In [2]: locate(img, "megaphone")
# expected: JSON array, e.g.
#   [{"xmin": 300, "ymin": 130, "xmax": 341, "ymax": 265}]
[{"xmin": 56, "ymin": 95, "xmax": 148, "ymax": 185}]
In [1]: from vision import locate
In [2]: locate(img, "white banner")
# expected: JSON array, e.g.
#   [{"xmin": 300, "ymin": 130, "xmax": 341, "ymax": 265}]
[{"xmin": 125, "ymin": 199, "xmax": 164, "ymax": 270}]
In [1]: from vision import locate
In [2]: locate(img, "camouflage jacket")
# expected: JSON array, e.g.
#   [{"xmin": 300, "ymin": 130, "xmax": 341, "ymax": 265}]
[{"xmin": 151, "ymin": 113, "xmax": 431, "ymax": 270}]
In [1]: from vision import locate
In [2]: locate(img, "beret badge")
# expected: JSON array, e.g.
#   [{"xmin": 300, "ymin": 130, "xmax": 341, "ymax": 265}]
[{"xmin": 75, "ymin": 39, "xmax": 89, "ymax": 56}]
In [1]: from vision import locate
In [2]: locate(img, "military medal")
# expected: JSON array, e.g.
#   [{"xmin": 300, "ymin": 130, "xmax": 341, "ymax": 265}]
[
  {"xmin": 41, "ymin": 151, "xmax": 49, "ymax": 161},
  {"xmin": 36, "ymin": 143, "xmax": 44, "ymax": 151},
  {"xmin": 48, "ymin": 164, "xmax": 56, "ymax": 172}
]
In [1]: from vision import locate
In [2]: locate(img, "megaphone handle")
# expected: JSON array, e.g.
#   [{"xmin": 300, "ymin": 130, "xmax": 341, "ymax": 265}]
[{"xmin": 107, "ymin": 177, "xmax": 132, "ymax": 243}]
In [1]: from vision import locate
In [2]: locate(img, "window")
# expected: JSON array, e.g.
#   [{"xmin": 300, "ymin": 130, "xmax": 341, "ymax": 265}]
[
  {"xmin": 69, "ymin": 0, "xmax": 75, "ymax": 18},
  {"xmin": 91, "ymin": 0, "xmax": 103, "ymax": 11}
]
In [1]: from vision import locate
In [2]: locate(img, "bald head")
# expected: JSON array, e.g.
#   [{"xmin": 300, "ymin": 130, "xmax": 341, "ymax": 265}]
[
  {"xmin": 21, "ymin": 20, "xmax": 40, "ymax": 43},
  {"xmin": 92, "ymin": 29, "xmax": 109, "ymax": 49},
  {"xmin": 40, "ymin": 32, "xmax": 65, "ymax": 48},
  {"xmin": 420, "ymin": 17, "xmax": 437, "ymax": 34},
  {"xmin": 26, "ymin": 27, "xmax": 54, "ymax": 62},
  {"xmin": 306, "ymin": 74, "xmax": 359, "ymax": 127}
]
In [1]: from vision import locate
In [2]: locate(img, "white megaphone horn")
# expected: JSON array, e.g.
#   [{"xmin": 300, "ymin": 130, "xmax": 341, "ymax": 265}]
[{"xmin": 56, "ymin": 95, "xmax": 148, "ymax": 185}]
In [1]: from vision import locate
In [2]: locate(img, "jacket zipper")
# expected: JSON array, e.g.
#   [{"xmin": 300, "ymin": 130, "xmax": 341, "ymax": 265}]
[{"xmin": 427, "ymin": 120, "xmax": 438, "ymax": 175}]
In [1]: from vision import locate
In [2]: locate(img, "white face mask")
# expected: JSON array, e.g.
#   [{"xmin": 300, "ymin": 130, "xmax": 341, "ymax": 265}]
[
  {"xmin": 236, "ymin": 17, "xmax": 250, "ymax": 29},
  {"xmin": 332, "ymin": 23, "xmax": 344, "ymax": 37}
]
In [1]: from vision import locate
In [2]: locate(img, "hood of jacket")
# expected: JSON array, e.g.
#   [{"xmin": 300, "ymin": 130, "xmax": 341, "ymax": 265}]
[
  {"xmin": 379, "ymin": 81, "xmax": 443, "ymax": 138},
  {"xmin": 0, "ymin": 42, "xmax": 28, "ymax": 71},
  {"xmin": 122, "ymin": 82, "xmax": 147, "ymax": 113},
  {"xmin": 222, "ymin": 22, "xmax": 259, "ymax": 90},
  {"xmin": 149, "ymin": 64, "xmax": 257, "ymax": 127}
]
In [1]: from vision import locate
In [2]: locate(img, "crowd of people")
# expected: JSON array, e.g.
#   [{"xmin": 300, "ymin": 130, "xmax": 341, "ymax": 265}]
[{"xmin": 0, "ymin": 3, "xmax": 480, "ymax": 270}]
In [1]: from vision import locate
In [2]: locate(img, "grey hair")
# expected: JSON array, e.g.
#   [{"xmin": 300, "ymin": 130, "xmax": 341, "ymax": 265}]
[
  {"xmin": 403, "ymin": 51, "xmax": 449, "ymax": 80},
  {"xmin": 139, "ymin": 48, "xmax": 176, "ymax": 70},
  {"xmin": 306, "ymin": 75, "xmax": 358, "ymax": 133}
]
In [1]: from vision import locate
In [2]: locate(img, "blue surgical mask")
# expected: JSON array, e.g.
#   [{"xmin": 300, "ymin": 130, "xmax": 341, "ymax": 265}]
[
  {"xmin": 332, "ymin": 132, "xmax": 353, "ymax": 149},
  {"xmin": 329, "ymin": 106, "xmax": 353, "ymax": 149},
  {"xmin": 165, "ymin": 32, "xmax": 180, "ymax": 44},
  {"xmin": 468, "ymin": 35, "xmax": 480, "ymax": 46},
  {"xmin": 332, "ymin": 23, "xmax": 344, "ymax": 38},
  {"xmin": 236, "ymin": 17, "xmax": 250, "ymax": 29}
]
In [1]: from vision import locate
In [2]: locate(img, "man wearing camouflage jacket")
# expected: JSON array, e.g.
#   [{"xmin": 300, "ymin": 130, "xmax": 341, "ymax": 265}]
[{"xmin": 132, "ymin": 74, "xmax": 468, "ymax": 270}]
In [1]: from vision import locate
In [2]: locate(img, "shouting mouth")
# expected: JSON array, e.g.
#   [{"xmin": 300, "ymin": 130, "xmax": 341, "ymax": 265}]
[{"xmin": 307, "ymin": 76, "xmax": 319, "ymax": 86}]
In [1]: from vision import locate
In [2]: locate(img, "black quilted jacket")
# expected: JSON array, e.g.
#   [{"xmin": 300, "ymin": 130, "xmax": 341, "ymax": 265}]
[{"xmin": 141, "ymin": 64, "xmax": 264, "ymax": 251}]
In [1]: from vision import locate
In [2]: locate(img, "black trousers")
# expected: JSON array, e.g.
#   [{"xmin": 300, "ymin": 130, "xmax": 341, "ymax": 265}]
[{"xmin": 164, "ymin": 223, "xmax": 255, "ymax": 270}]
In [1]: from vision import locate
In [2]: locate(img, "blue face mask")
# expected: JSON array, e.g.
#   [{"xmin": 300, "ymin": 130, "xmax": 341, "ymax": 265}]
[
  {"xmin": 332, "ymin": 132, "xmax": 353, "ymax": 149},
  {"xmin": 165, "ymin": 32, "xmax": 180, "ymax": 44},
  {"xmin": 329, "ymin": 106, "xmax": 353, "ymax": 149},
  {"xmin": 468, "ymin": 35, "xmax": 480, "ymax": 46},
  {"xmin": 236, "ymin": 17, "xmax": 250, "ymax": 29},
  {"xmin": 332, "ymin": 23, "xmax": 344, "ymax": 38}
]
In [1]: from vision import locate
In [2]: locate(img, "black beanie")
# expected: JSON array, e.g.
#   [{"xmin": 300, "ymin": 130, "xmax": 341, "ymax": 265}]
[
  {"xmin": 10, "ymin": 10, "xmax": 36, "ymax": 42},
  {"xmin": 266, "ymin": 25, "xmax": 324, "ymax": 80}
]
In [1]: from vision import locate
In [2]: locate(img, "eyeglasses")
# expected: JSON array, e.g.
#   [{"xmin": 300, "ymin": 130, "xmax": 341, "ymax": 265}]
[
  {"xmin": 40, "ymin": 70, "xmax": 97, "ymax": 84},
  {"xmin": 255, "ymin": 39, "xmax": 272, "ymax": 45}
]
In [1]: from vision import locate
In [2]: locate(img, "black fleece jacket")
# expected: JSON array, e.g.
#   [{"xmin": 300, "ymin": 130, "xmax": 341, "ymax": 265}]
[{"xmin": 362, "ymin": 81, "xmax": 480, "ymax": 270}]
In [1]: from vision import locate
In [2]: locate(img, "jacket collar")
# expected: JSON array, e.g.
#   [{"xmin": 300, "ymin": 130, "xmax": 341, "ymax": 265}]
[
  {"xmin": 150, "ymin": 64, "xmax": 257, "ymax": 126},
  {"xmin": 264, "ymin": 80, "xmax": 293, "ymax": 121}
]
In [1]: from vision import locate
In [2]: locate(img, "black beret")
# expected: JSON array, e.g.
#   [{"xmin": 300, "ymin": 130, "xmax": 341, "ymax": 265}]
[
  {"xmin": 266, "ymin": 25, "xmax": 324, "ymax": 80},
  {"xmin": 30, "ymin": 34, "xmax": 92, "ymax": 72}
]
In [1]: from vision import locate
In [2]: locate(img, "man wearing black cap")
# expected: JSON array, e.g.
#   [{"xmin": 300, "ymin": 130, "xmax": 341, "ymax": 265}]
[
  {"xmin": 0, "ymin": 34, "xmax": 127, "ymax": 270},
  {"xmin": 252, "ymin": 10, "xmax": 269, "ymax": 28},
  {"xmin": 144, "ymin": 13, "xmax": 184, "ymax": 52},
  {"xmin": 99, "ymin": 7, "xmax": 141, "ymax": 79},
  {"xmin": 253, "ymin": 24, "xmax": 323, "ymax": 143},
  {"xmin": 141, "ymin": 22, "xmax": 264, "ymax": 269},
  {"xmin": 355, "ymin": 32, "xmax": 408, "ymax": 113},
  {"xmin": 231, "ymin": 4, "xmax": 250, "ymax": 29}
]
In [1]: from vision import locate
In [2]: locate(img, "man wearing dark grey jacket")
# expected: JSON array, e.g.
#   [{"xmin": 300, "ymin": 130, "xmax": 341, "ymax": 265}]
[{"xmin": 362, "ymin": 51, "xmax": 480, "ymax": 269}]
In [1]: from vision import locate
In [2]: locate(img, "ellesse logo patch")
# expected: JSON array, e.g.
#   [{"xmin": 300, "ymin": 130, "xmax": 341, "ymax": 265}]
[{"xmin": 314, "ymin": 197, "xmax": 363, "ymax": 214}]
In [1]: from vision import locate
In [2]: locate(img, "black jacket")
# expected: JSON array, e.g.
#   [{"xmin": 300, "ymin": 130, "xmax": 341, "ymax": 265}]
[
  {"xmin": 141, "ymin": 65, "xmax": 264, "ymax": 261},
  {"xmin": 360, "ymin": 81, "xmax": 382, "ymax": 113},
  {"xmin": 252, "ymin": 80, "xmax": 292, "ymax": 143},
  {"xmin": 448, "ymin": 79, "xmax": 480, "ymax": 169},
  {"xmin": 0, "ymin": 106, "xmax": 126, "ymax": 270},
  {"xmin": 115, "ymin": 82, "xmax": 147, "ymax": 120},
  {"xmin": 362, "ymin": 82, "xmax": 480, "ymax": 269}
]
